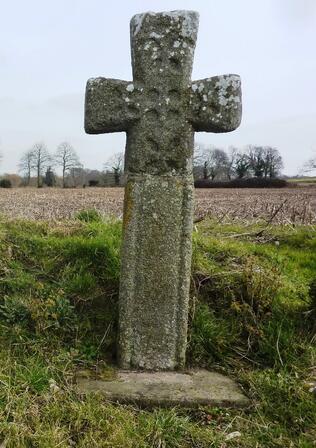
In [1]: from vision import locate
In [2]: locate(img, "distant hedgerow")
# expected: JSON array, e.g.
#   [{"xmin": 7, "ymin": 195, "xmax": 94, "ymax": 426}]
[
  {"xmin": 0, "ymin": 179, "xmax": 12, "ymax": 188},
  {"xmin": 194, "ymin": 178, "xmax": 288, "ymax": 188}
]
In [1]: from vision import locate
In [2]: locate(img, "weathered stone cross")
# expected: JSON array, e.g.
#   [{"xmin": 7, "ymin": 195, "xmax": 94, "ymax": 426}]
[{"xmin": 85, "ymin": 10, "xmax": 242, "ymax": 370}]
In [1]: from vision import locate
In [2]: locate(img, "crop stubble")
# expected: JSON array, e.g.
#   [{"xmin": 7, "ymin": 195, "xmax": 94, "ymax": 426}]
[{"xmin": 0, "ymin": 187, "xmax": 315, "ymax": 225}]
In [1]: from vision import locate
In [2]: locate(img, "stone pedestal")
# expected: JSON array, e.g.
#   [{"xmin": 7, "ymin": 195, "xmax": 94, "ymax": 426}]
[{"xmin": 76, "ymin": 370, "xmax": 249, "ymax": 408}]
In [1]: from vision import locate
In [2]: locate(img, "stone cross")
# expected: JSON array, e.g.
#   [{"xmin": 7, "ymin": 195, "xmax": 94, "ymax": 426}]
[{"xmin": 85, "ymin": 10, "xmax": 242, "ymax": 370}]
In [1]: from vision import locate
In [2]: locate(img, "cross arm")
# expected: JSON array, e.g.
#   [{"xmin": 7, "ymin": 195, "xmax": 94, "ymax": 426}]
[
  {"xmin": 189, "ymin": 74, "xmax": 242, "ymax": 133},
  {"xmin": 84, "ymin": 78, "xmax": 139, "ymax": 134}
]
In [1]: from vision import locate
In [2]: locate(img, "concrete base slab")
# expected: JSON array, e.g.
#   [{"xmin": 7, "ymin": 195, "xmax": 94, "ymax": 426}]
[{"xmin": 76, "ymin": 369, "xmax": 249, "ymax": 408}]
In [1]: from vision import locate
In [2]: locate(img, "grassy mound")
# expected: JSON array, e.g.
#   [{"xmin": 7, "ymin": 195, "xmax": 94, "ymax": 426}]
[{"xmin": 0, "ymin": 215, "xmax": 315, "ymax": 446}]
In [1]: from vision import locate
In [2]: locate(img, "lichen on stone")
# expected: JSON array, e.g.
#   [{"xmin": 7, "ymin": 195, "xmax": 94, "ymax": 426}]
[{"xmin": 126, "ymin": 83, "xmax": 134, "ymax": 92}]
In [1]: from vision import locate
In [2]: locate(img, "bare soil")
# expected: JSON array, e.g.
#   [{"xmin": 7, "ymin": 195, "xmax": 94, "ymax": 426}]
[{"xmin": 0, "ymin": 187, "xmax": 315, "ymax": 224}]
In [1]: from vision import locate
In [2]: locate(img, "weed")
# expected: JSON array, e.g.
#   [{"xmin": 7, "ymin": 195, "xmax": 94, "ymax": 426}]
[{"xmin": 75, "ymin": 208, "xmax": 102, "ymax": 222}]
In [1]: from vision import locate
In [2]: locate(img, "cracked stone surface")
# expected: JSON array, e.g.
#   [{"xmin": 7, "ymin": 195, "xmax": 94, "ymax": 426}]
[
  {"xmin": 84, "ymin": 10, "xmax": 242, "ymax": 370},
  {"xmin": 76, "ymin": 370, "xmax": 249, "ymax": 408}
]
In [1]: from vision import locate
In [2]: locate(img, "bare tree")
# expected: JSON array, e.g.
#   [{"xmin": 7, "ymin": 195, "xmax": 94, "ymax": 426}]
[
  {"xmin": 303, "ymin": 155, "xmax": 316, "ymax": 173},
  {"xmin": 193, "ymin": 144, "xmax": 231, "ymax": 180},
  {"xmin": 201, "ymin": 146, "xmax": 229, "ymax": 180},
  {"xmin": 227, "ymin": 146, "xmax": 238, "ymax": 180},
  {"xmin": 309, "ymin": 157, "xmax": 316, "ymax": 171},
  {"xmin": 264, "ymin": 147, "xmax": 283, "ymax": 178},
  {"xmin": 247, "ymin": 145, "xmax": 266, "ymax": 178},
  {"xmin": 30, "ymin": 142, "xmax": 51, "ymax": 188},
  {"xmin": 104, "ymin": 152, "xmax": 124, "ymax": 186},
  {"xmin": 54, "ymin": 142, "xmax": 81, "ymax": 188},
  {"xmin": 193, "ymin": 143, "xmax": 207, "ymax": 179},
  {"xmin": 18, "ymin": 150, "xmax": 34, "ymax": 185},
  {"xmin": 234, "ymin": 152, "xmax": 250, "ymax": 178}
]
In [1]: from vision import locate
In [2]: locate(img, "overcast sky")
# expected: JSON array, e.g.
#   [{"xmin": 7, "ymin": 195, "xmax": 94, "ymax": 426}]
[{"xmin": 1, "ymin": 0, "xmax": 315, "ymax": 175}]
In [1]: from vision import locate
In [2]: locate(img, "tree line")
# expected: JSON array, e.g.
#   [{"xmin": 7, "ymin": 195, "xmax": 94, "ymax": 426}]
[
  {"xmin": 2, "ymin": 142, "xmax": 125, "ymax": 188},
  {"xmin": 18, "ymin": 142, "xmax": 81, "ymax": 188},
  {"xmin": 194, "ymin": 144, "xmax": 284, "ymax": 181},
  {"xmin": 0, "ymin": 142, "xmax": 315, "ymax": 188}
]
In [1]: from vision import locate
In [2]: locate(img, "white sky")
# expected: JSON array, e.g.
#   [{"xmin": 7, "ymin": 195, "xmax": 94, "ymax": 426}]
[{"xmin": 1, "ymin": 0, "xmax": 316, "ymax": 175}]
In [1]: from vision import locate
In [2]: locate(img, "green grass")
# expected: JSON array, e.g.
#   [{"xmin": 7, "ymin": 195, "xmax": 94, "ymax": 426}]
[
  {"xmin": 0, "ymin": 214, "xmax": 315, "ymax": 447},
  {"xmin": 288, "ymin": 177, "xmax": 316, "ymax": 184}
]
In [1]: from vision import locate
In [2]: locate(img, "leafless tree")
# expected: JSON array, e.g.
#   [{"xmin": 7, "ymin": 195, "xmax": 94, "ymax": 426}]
[
  {"xmin": 104, "ymin": 152, "xmax": 124, "ymax": 186},
  {"xmin": 234, "ymin": 152, "xmax": 250, "ymax": 178},
  {"xmin": 30, "ymin": 142, "xmax": 51, "ymax": 188},
  {"xmin": 194, "ymin": 144, "xmax": 232, "ymax": 180},
  {"xmin": 264, "ymin": 147, "xmax": 283, "ymax": 178},
  {"xmin": 302, "ymin": 153, "xmax": 316, "ymax": 173},
  {"xmin": 18, "ymin": 150, "xmax": 34, "ymax": 185},
  {"xmin": 246, "ymin": 145, "xmax": 266, "ymax": 178},
  {"xmin": 54, "ymin": 142, "xmax": 81, "ymax": 188},
  {"xmin": 227, "ymin": 146, "xmax": 238, "ymax": 180},
  {"xmin": 193, "ymin": 143, "xmax": 206, "ymax": 179},
  {"xmin": 199, "ymin": 146, "xmax": 229, "ymax": 180}
]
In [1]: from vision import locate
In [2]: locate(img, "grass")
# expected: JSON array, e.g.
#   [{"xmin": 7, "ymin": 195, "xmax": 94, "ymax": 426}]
[
  {"xmin": 0, "ymin": 212, "xmax": 315, "ymax": 447},
  {"xmin": 288, "ymin": 177, "xmax": 316, "ymax": 184}
]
